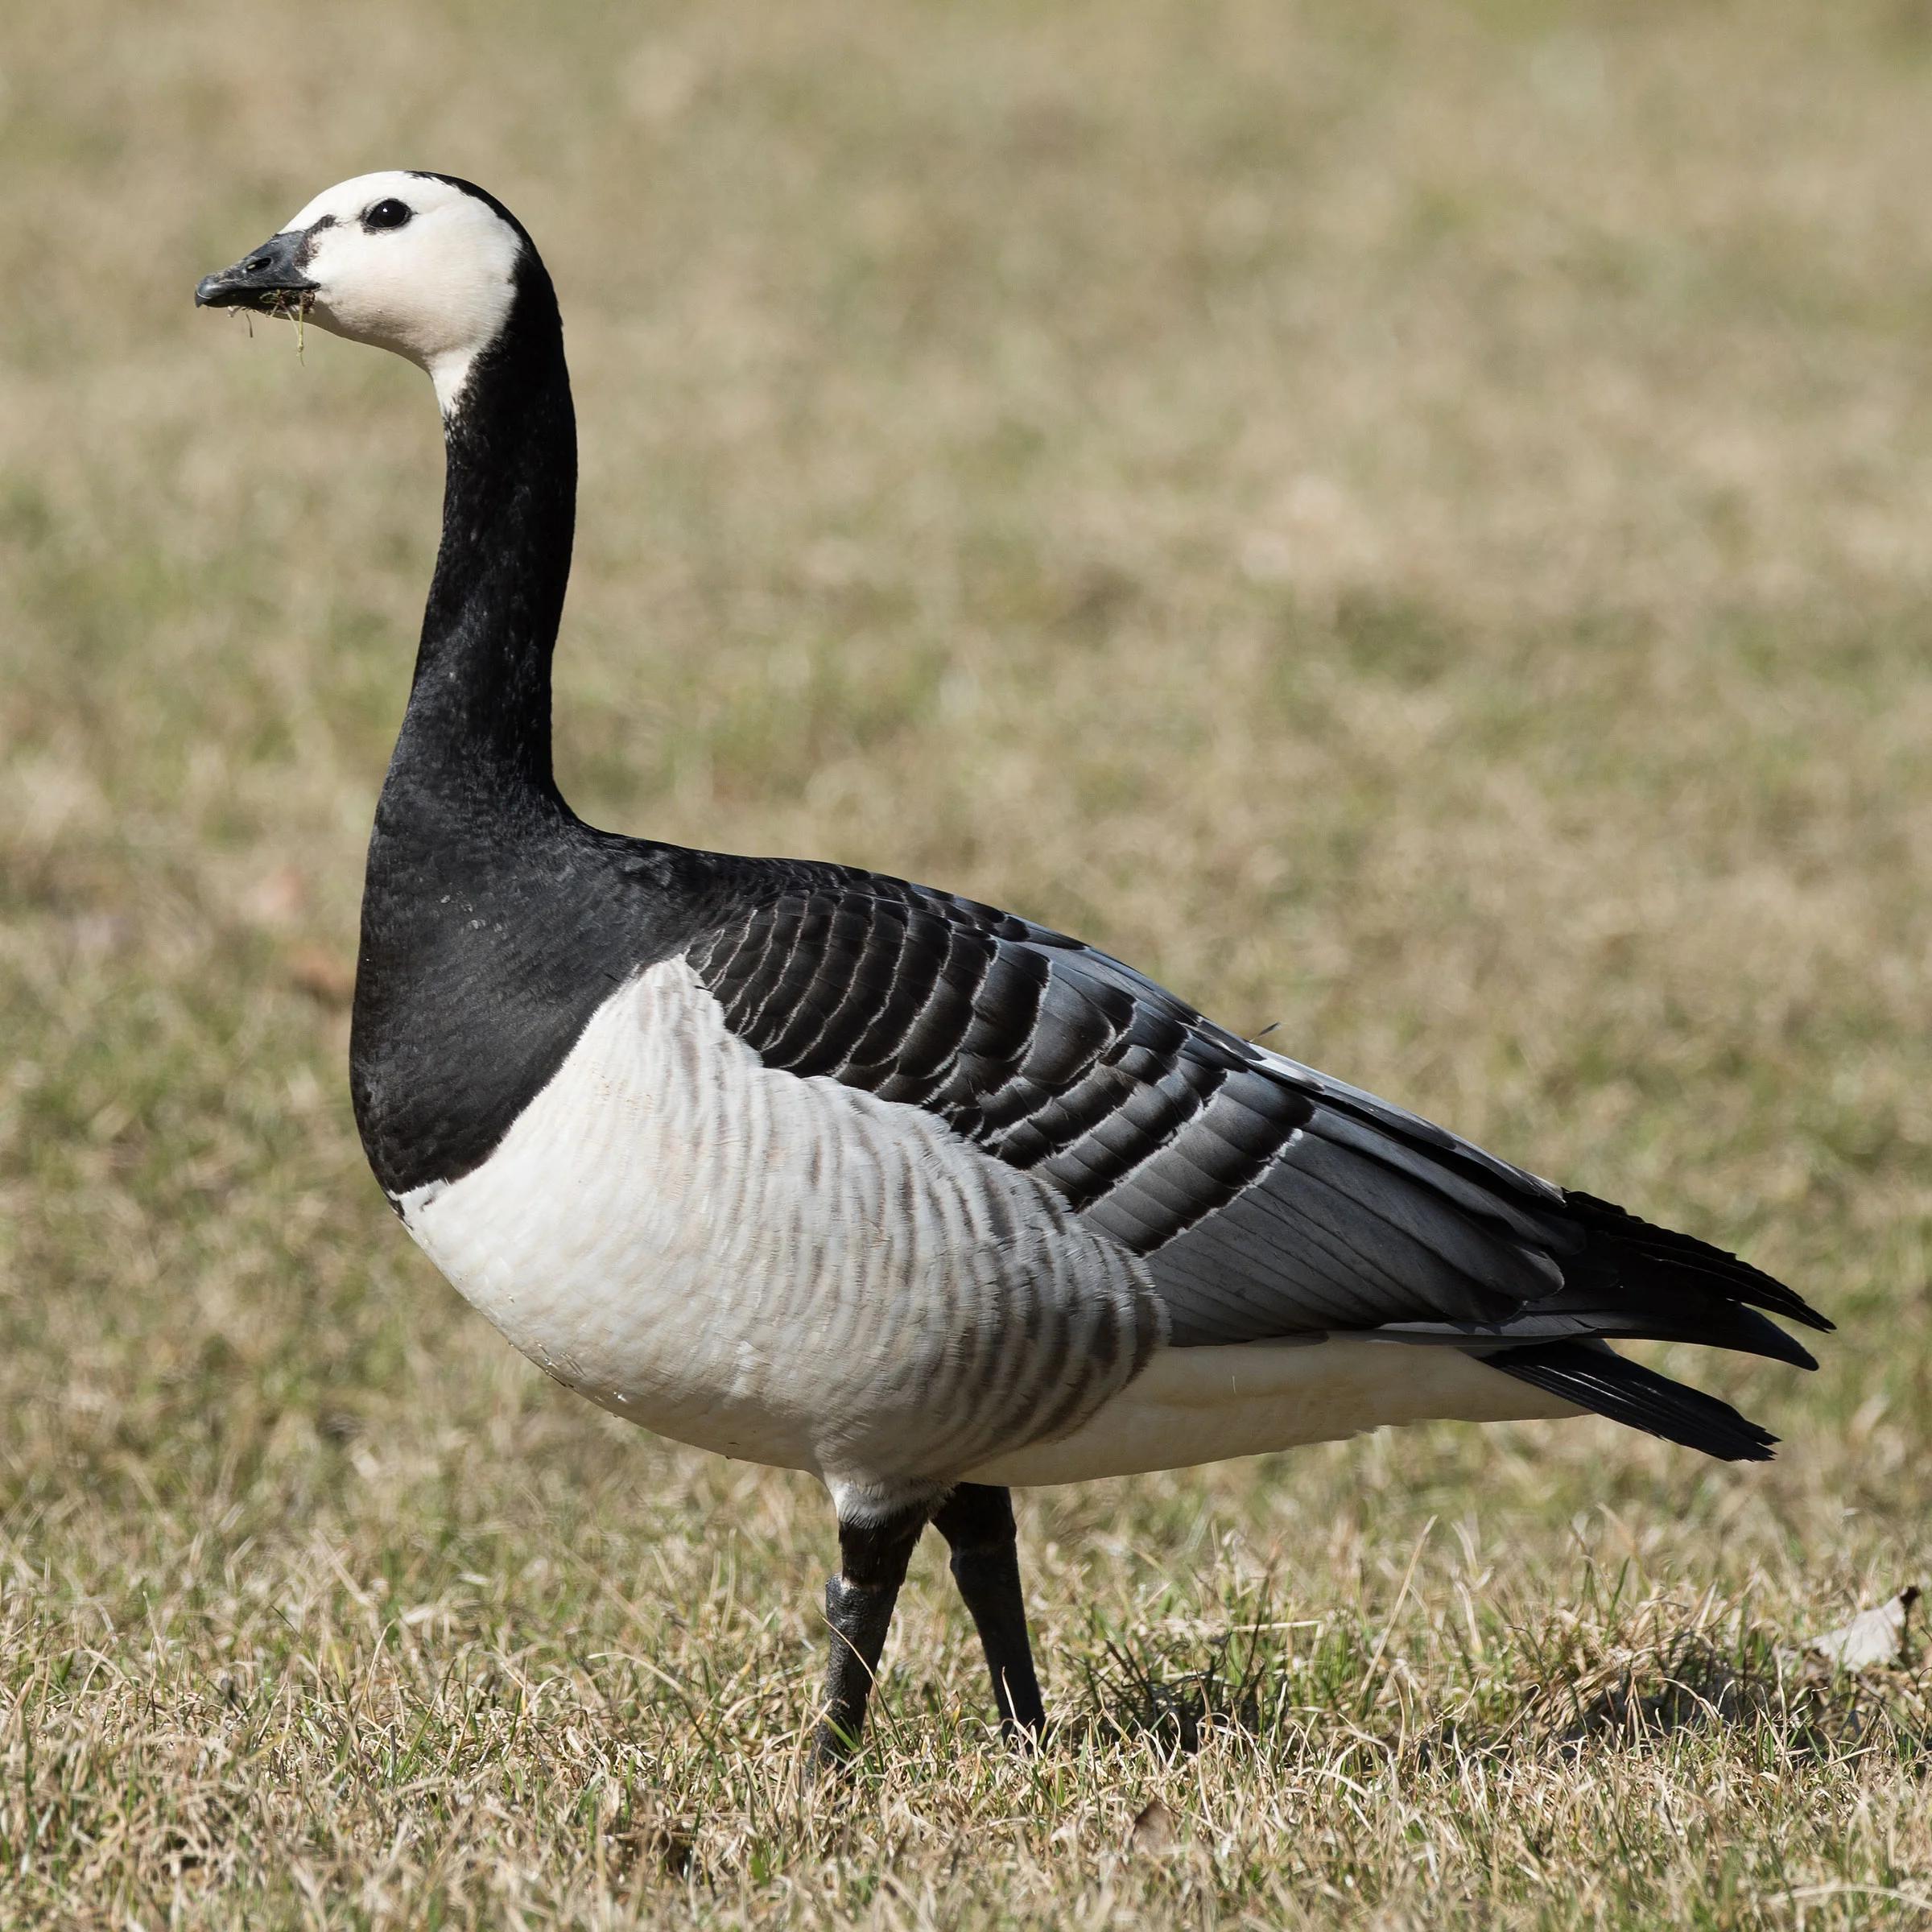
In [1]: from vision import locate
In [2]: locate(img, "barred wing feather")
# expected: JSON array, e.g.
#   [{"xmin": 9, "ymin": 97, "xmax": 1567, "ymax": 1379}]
[{"xmin": 684, "ymin": 860, "xmax": 1828, "ymax": 1458}]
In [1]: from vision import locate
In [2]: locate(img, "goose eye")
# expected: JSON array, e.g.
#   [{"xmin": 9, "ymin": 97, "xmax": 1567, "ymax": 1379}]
[{"xmin": 364, "ymin": 199, "xmax": 412, "ymax": 231}]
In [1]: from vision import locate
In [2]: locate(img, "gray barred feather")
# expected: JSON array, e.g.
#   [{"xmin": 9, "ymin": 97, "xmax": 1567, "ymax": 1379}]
[
  {"xmin": 397, "ymin": 959, "xmax": 1162, "ymax": 1500},
  {"xmin": 686, "ymin": 861, "xmax": 1829, "ymax": 1402}
]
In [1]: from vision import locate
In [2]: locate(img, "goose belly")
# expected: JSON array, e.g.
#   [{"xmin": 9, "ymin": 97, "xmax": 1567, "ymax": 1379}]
[
  {"xmin": 966, "ymin": 1338, "xmax": 1583, "ymax": 1485},
  {"xmin": 394, "ymin": 958, "xmax": 1157, "ymax": 1487}
]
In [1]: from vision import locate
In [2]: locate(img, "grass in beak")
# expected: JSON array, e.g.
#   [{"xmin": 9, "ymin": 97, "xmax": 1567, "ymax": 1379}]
[{"xmin": 263, "ymin": 288, "xmax": 314, "ymax": 361}]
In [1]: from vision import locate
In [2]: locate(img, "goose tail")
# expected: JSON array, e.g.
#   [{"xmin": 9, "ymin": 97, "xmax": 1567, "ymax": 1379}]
[{"xmin": 1480, "ymin": 1192, "xmax": 1831, "ymax": 1463}]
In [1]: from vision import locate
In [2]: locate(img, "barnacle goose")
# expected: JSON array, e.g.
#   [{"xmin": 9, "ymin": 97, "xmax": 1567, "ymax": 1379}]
[{"xmin": 197, "ymin": 174, "xmax": 1831, "ymax": 1765}]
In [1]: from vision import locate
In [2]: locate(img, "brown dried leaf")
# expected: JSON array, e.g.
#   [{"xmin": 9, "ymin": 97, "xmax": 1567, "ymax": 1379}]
[
  {"xmin": 1809, "ymin": 1588, "xmax": 1922, "ymax": 1671},
  {"xmin": 287, "ymin": 945, "xmax": 354, "ymax": 1009}
]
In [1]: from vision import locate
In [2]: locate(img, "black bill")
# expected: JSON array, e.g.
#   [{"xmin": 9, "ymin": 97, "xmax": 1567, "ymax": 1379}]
[{"xmin": 196, "ymin": 230, "xmax": 316, "ymax": 312}]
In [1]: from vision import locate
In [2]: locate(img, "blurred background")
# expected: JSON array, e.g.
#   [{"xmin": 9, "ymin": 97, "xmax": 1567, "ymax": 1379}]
[{"xmin": 3, "ymin": 1, "xmax": 1930, "ymax": 1924}]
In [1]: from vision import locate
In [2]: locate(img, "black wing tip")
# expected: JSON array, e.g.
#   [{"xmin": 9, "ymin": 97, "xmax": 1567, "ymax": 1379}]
[
  {"xmin": 1487, "ymin": 1340, "xmax": 1784, "ymax": 1463},
  {"xmin": 1724, "ymin": 1307, "xmax": 1820, "ymax": 1373},
  {"xmin": 1563, "ymin": 1188, "xmax": 1833, "ymax": 1335}
]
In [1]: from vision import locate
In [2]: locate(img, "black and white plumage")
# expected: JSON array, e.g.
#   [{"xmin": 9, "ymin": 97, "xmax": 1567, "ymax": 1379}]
[{"xmin": 198, "ymin": 173, "xmax": 1831, "ymax": 1763}]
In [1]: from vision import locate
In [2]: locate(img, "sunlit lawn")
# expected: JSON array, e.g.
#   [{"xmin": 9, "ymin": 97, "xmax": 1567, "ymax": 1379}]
[{"xmin": 3, "ymin": 2, "xmax": 1930, "ymax": 1924}]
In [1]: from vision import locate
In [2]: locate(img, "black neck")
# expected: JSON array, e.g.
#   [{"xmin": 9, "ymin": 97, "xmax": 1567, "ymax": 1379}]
[
  {"xmin": 388, "ymin": 253, "xmax": 576, "ymax": 811},
  {"xmin": 352, "ymin": 230, "xmax": 708, "ymax": 1199}
]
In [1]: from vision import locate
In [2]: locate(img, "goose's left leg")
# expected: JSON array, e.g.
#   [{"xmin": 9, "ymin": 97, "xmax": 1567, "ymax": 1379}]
[
  {"xmin": 932, "ymin": 1484, "xmax": 1046, "ymax": 1742},
  {"xmin": 814, "ymin": 1501, "xmax": 927, "ymax": 1768}
]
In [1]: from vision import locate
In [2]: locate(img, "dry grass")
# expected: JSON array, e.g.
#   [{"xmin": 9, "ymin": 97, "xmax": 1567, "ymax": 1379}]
[{"xmin": 4, "ymin": 0, "xmax": 1932, "ymax": 1924}]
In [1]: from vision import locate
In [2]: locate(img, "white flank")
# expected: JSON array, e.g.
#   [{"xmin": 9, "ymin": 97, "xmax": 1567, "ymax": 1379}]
[
  {"xmin": 964, "ymin": 1339, "xmax": 1581, "ymax": 1487},
  {"xmin": 398, "ymin": 959, "xmax": 1154, "ymax": 1507}
]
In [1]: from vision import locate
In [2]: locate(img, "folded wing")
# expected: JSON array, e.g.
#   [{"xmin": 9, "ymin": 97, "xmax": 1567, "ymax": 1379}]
[{"xmin": 684, "ymin": 858, "xmax": 1830, "ymax": 1459}]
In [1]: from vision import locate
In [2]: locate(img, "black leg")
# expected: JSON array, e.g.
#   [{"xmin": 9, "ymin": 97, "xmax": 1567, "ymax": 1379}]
[
  {"xmin": 931, "ymin": 1484, "xmax": 1046, "ymax": 1742},
  {"xmin": 815, "ymin": 1502, "xmax": 927, "ymax": 1769}
]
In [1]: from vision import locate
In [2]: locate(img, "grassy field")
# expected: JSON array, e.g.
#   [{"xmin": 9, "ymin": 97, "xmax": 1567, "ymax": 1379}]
[{"xmin": 5, "ymin": 0, "xmax": 1932, "ymax": 1923}]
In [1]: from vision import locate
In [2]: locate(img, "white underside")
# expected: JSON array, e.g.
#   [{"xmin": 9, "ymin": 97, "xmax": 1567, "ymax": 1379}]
[
  {"xmin": 965, "ymin": 1339, "xmax": 1577, "ymax": 1485},
  {"xmin": 399, "ymin": 960, "xmax": 1579, "ymax": 1505}
]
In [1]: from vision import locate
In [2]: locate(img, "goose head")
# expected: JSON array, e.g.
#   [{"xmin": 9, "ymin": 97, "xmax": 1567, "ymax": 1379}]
[{"xmin": 196, "ymin": 171, "xmax": 531, "ymax": 415}]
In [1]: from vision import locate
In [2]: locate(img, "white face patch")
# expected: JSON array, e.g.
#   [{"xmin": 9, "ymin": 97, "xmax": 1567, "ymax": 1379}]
[{"xmin": 279, "ymin": 171, "xmax": 522, "ymax": 415}]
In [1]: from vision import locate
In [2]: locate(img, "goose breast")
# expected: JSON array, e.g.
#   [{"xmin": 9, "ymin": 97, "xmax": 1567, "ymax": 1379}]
[{"xmin": 396, "ymin": 956, "xmax": 1162, "ymax": 1499}]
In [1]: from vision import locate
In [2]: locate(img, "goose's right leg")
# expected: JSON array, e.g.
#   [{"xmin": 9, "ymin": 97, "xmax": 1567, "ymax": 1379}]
[
  {"xmin": 814, "ymin": 1501, "xmax": 927, "ymax": 1769},
  {"xmin": 932, "ymin": 1484, "xmax": 1046, "ymax": 1742}
]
